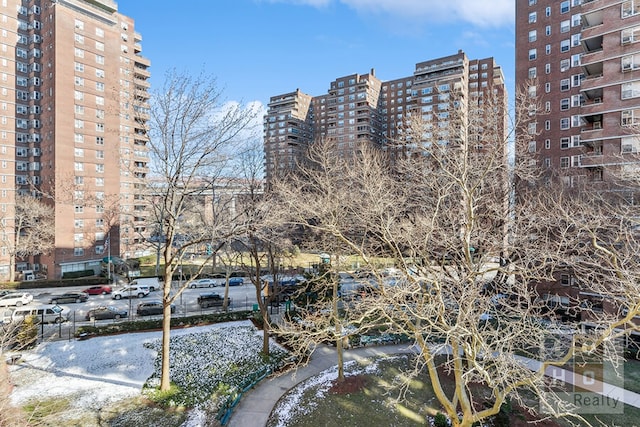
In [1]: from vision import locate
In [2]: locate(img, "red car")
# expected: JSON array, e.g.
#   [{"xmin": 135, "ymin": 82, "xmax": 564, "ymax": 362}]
[{"xmin": 82, "ymin": 285, "xmax": 112, "ymax": 295}]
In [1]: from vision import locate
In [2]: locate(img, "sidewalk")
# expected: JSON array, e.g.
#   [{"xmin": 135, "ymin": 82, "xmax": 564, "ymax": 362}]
[
  {"xmin": 228, "ymin": 343, "xmax": 414, "ymax": 427},
  {"xmin": 229, "ymin": 343, "xmax": 640, "ymax": 427}
]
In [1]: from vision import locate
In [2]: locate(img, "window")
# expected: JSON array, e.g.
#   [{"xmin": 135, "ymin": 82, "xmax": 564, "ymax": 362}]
[
  {"xmin": 95, "ymin": 41, "xmax": 104, "ymax": 51},
  {"xmin": 560, "ymin": 118, "xmax": 570, "ymax": 129},
  {"xmin": 561, "ymin": 1, "xmax": 570, "ymax": 13},
  {"xmin": 75, "ymin": 176, "xmax": 83, "ymax": 185},
  {"xmin": 75, "ymin": 134, "xmax": 84, "ymax": 143},
  {"xmin": 545, "ymin": 63, "xmax": 551, "ymax": 74},
  {"xmin": 561, "ymin": 59, "xmax": 570, "ymax": 72},
  {"xmin": 74, "ymin": 148, "xmax": 84, "ymax": 157},
  {"xmin": 74, "ymin": 233, "xmax": 83, "ymax": 243},
  {"xmin": 96, "ymin": 27, "xmax": 104, "ymax": 37},
  {"xmin": 560, "ymin": 157, "xmax": 569, "ymax": 168},
  {"xmin": 572, "ymin": 13, "xmax": 581, "ymax": 27},
  {"xmin": 561, "ymin": 39, "xmax": 570, "ymax": 52},
  {"xmin": 621, "ymin": 135, "xmax": 640, "ymax": 152},
  {"xmin": 622, "ymin": 108, "xmax": 640, "ymax": 126},
  {"xmin": 74, "ymin": 162, "xmax": 83, "ymax": 171},
  {"xmin": 545, "ymin": 82, "xmax": 551, "ymax": 93},
  {"xmin": 572, "ymin": 115, "xmax": 583, "ymax": 127},
  {"xmin": 74, "ymin": 48, "xmax": 84, "ymax": 58},
  {"xmin": 74, "ymin": 248, "xmax": 84, "ymax": 256},
  {"xmin": 96, "ymin": 150, "xmax": 104, "ymax": 159},
  {"xmin": 546, "ymin": 6, "xmax": 551, "ymax": 16},
  {"xmin": 545, "ymin": 139, "xmax": 551, "ymax": 149},
  {"xmin": 75, "ymin": 105, "xmax": 84, "ymax": 115},
  {"xmin": 571, "ymin": 53, "xmax": 581, "ymax": 66},
  {"xmin": 529, "ymin": 49, "xmax": 537, "ymax": 60},
  {"xmin": 571, "ymin": 74, "xmax": 583, "ymax": 87},
  {"xmin": 561, "ymin": 98, "xmax": 570, "ymax": 110},
  {"xmin": 545, "ymin": 120, "xmax": 551, "ymax": 130},
  {"xmin": 529, "ymin": 30, "xmax": 537, "ymax": 42},
  {"xmin": 96, "ymin": 123, "xmax": 104, "ymax": 132},
  {"xmin": 74, "ymin": 119, "xmax": 84, "ymax": 129},
  {"xmin": 75, "ymin": 62, "xmax": 84, "ymax": 72},
  {"xmin": 571, "ymin": 94, "xmax": 583, "ymax": 107},
  {"xmin": 529, "ymin": 0, "xmax": 536, "ymax": 4},
  {"xmin": 96, "ymin": 55, "xmax": 104, "ymax": 65},
  {"xmin": 75, "ymin": 76, "xmax": 84, "ymax": 86},
  {"xmin": 622, "ymin": 26, "xmax": 640, "ymax": 44},
  {"xmin": 529, "ymin": 11, "xmax": 537, "ymax": 22},
  {"xmin": 96, "ymin": 82, "xmax": 104, "ymax": 92},
  {"xmin": 546, "ymin": 25, "xmax": 551, "ymax": 36},
  {"xmin": 96, "ymin": 96, "xmax": 104, "ymax": 105},
  {"xmin": 546, "ymin": 44, "xmax": 551, "ymax": 54},
  {"xmin": 96, "ymin": 137, "xmax": 104, "ymax": 145},
  {"xmin": 74, "ymin": 219, "xmax": 84, "ymax": 228},
  {"xmin": 623, "ymin": 0, "xmax": 640, "ymax": 17},
  {"xmin": 528, "ymin": 67, "xmax": 537, "ymax": 79},
  {"xmin": 74, "ymin": 205, "xmax": 84, "ymax": 213},
  {"xmin": 622, "ymin": 81, "xmax": 640, "ymax": 99},
  {"xmin": 561, "ymin": 79, "xmax": 570, "ymax": 91},
  {"xmin": 561, "ymin": 20, "xmax": 570, "ymax": 33},
  {"xmin": 96, "ymin": 164, "xmax": 104, "ymax": 173},
  {"xmin": 622, "ymin": 53, "xmax": 640, "ymax": 71},
  {"xmin": 75, "ymin": 19, "xmax": 84, "ymax": 30},
  {"xmin": 561, "ymin": 137, "xmax": 570, "ymax": 149},
  {"xmin": 96, "ymin": 68, "xmax": 105, "ymax": 78},
  {"xmin": 75, "ymin": 34, "xmax": 84, "ymax": 44},
  {"xmin": 74, "ymin": 91, "xmax": 84, "ymax": 101}
]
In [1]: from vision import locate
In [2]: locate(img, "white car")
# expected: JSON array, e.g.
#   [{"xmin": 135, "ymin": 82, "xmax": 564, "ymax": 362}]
[
  {"xmin": 0, "ymin": 292, "xmax": 33, "ymax": 307},
  {"xmin": 189, "ymin": 278, "xmax": 218, "ymax": 288},
  {"xmin": 112, "ymin": 285, "xmax": 150, "ymax": 300}
]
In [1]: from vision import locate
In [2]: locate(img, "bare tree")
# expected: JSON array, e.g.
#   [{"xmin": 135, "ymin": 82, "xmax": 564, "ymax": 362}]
[
  {"xmin": 0, "ymin": 195, "xmax": 54, "ymax": 282},
  {"xmin": 145, "ymin": 70, "xmax": 259, "ymax": 391},
  {"xmin": 270, "ymin": 87, "xmax": 640, "ymax": 426}
]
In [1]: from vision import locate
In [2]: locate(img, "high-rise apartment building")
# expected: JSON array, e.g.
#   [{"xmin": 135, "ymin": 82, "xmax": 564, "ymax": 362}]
[
  {"xmin": 0, "ymin": 0, "xmax": 150, "ymax": 279},
  {"xmin": 516, "ymin": 0, "xmax": 640, "ymax": 187},
  {"xmin": 264, "ymin": 51, "xmax": 506, "ymax": 181}
]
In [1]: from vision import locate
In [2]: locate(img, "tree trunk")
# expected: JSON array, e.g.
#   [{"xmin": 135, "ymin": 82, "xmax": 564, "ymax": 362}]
[{"xmin": 160, "ymin": 263, "xmax": 173, "ymax": 391}]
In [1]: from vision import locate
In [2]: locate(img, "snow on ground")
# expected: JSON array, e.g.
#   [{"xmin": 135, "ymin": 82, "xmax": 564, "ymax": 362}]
[{"xmin": 8, "ymin": 320, "xmax": 253, "ymax": 412}]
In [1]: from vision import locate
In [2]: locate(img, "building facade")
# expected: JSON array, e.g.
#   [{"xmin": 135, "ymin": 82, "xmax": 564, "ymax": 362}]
[
  {"xmin": 264, "ymin": 51, "xmax": 506, "ymax": 181},
  {"xmin": 516, "ymin": 0, "xmax": 640, "ymax": 188},
  {"xmin": 0, "ymin": 0, "xmax": 150, "ymax": 279}
]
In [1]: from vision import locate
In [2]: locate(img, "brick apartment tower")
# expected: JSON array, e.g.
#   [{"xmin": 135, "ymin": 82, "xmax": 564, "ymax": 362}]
[
  {"xmin": 516, "ymin": 0, "xmax": 640, "ymax": 188},
  {"xmin": 264, "ymin": 51, "xmax": 506, "ymax": 181},
  {"xmin": 0, "ymin": 0, "xmax": 150, "ymax": 279}
]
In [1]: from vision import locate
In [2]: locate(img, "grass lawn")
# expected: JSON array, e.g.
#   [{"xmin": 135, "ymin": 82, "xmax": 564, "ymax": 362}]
[{"xmin": 267, "ymin": 355, "xmax": 640, "ymax": 427}]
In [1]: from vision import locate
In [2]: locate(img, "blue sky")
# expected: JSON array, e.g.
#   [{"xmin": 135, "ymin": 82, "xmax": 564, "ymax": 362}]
[{"xmin": 118, "ymin": 0, "xmax": 515, "ymax": 109}]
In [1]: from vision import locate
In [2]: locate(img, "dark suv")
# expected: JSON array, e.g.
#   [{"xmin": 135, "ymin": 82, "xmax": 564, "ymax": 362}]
[
  {"xmin": 197, "ymin": 293, "xmax": 231, "ymax": 308},
  {"xmin": 137, "ymin": 301, "xmax": 176, "ymax": 316}
]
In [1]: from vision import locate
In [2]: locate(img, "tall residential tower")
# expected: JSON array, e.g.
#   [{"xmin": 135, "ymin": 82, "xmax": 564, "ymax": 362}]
[
  {"xmin": 516, "ymin": 0, "xmax": 640, "ymax": 188},
  {"xmin": 264, "ymin": 51, "xmax": 506, "ymax": 181},
  {"xmin": 0, "ymin": 0, "xmax": 150, "ymax": 279}
]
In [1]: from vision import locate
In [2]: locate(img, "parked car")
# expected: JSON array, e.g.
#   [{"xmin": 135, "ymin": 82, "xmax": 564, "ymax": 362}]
[
  {"xmin": 197, "ymin": 293, "xmax": 231, "ymax": 308},
  {"xmin": 112, "ymin": 285, "xmax": 149, "ymax": 300},
  {"xmin": 189, "ymin": 278, "xmax": 218, "ymax": 288},
  {"xmin": 0, "ymin": 292, "xmax": 33, "ymax": 307},
  {"xmin": 12, "ymin": 305, "xmax": 70, "ymax": 324},
  {"xmin": 137, "ymin": 301, "xmax": 176, "ymax": 316},
  {"xmin": 49, "ymin": 292, "xmax": 88, "ymax": 304},
  {"xmin": 82, "ymin": 285, "xmax": 112, "ymax": 295},
  {"xmin": 228, "ymin": 277, "xmax": 244, "ymax": 286},
  {"xmin": 129, "ymin": 277, "xmax": 161, "ymax": 291},
  {"xmin": 85, "ymin": 306, "xmax": 128, "ymax": 321}
]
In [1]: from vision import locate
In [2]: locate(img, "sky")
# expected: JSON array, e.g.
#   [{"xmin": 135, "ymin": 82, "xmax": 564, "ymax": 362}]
[{"xmin": 117, "ymin": 0, "xmax": 516, "ymax": 110}]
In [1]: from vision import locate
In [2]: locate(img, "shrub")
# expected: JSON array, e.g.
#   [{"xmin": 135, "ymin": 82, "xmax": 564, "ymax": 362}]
[
  {"xmin": 434, "ymin": 412, "xmax": 448, "ymax": 427},
  {"xmin": 76, "ymin": 311, "xmax": 254, "ymax": 338},
  {"xmin": 15, "ymin": 316, "xmax": 37, "ymax": 350}
]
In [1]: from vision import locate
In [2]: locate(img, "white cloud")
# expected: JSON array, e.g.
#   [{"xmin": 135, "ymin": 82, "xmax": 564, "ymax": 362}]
[{"xmin": 262, "ymin": 0, "xmax": 514, "ymax": 28}]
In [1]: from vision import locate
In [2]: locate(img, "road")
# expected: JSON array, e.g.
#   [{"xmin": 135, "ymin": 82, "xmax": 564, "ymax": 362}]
[{"xmin": 4, "ymin": 281, "xmax": 261, "ymax": 342}]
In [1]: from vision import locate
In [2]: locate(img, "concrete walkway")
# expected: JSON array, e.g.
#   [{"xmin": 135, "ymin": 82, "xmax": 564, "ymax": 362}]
[
  {"xmin": 228, "ymin": 344, "xmax": 640, "ymax": 427},
  {"xmin": 228, "ymin": 343, "xmax": 415, "ymax": 427}
]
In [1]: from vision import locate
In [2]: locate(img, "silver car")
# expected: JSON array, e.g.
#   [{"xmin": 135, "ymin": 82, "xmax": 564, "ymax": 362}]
[
  {"xmin": 189, "ymin": 278, "xmax": 218, "ymax": 288},
  {"xmin": 0, "ymin": 292, "xmax": 33, "ymax": 307}
]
